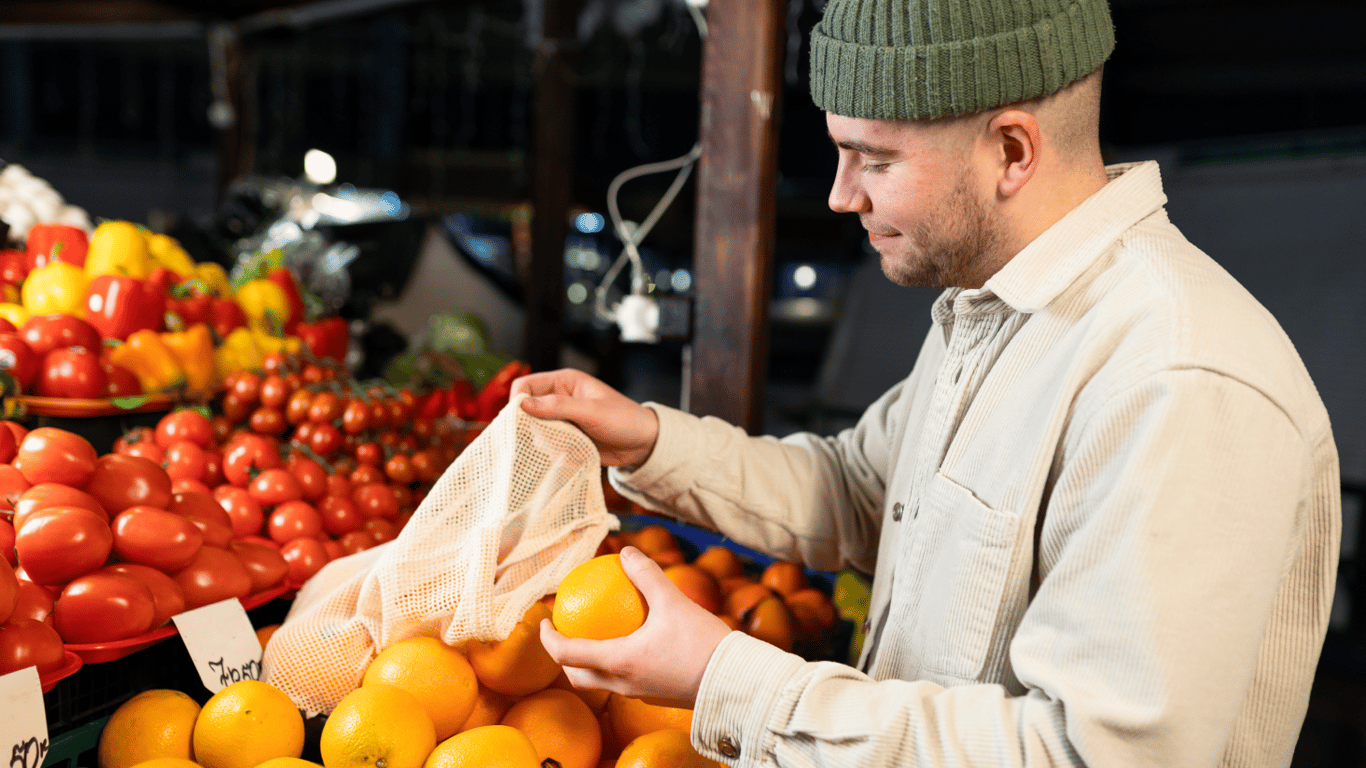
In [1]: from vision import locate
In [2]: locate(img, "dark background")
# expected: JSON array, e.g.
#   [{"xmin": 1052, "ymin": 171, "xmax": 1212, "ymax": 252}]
[{"xmin": 2, "ymin": 0, "xmax": 1365, "ymax": 763}]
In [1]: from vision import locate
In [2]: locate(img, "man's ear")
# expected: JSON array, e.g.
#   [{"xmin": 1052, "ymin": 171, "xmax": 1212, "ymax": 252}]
[{"xmin": 988, "ymin": 109, "xmax": 1041, "ymax": 199}]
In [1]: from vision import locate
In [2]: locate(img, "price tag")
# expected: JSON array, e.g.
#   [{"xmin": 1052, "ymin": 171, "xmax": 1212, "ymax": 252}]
[
  {"xmin": 1, "ymin": 666, "xmax": 49, "ymax": 768},
  {"xmin": 172, "ymin": 598, "xmax": 264, "ymax": 694}
]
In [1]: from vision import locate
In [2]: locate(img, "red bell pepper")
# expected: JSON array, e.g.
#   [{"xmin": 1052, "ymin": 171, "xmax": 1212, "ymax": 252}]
[
  {"xmin": 208, "ymin": 298, "xmax": 248, "ymax": 339},
  {"xmin": 447, "ymin": 379, "xmax": 478, "ymax": 421},
  {"xmin": 267, "ymin": 267, "xmax": 306, "ymax": 333},
  {"xmin": 473, "ymin": 360, "xmax": 531, "ymax": 422},
  {"xmin": 0, "ymin": 249, "xmax": 27, "ymax": 286},
  {"xmin": 418, "ymin": 389, "xmax": 447, "ymax": 419},
  {"xmin": 165, "ymin": 293, "xmax": 212, "ymax": 330},
  {"xmin": 25, "ymin": 223, "xmax": 88, "ymax": 271},
  {"xmin": 145, "ymin": 266, "xmax": 178, "ymax": 297},
  {"xmin": 84, "ymin": 274, "xmax": 166, "ymax": 341},
  {"xmin": 295, "ymin": 316, "xmax": 349, "ymax": 363}
]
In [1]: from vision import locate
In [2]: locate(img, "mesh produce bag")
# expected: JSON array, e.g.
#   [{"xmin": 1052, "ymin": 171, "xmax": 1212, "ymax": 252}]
[{"xmin": 261, "ymin": 394, "xmax": 618, "ymax": 715}]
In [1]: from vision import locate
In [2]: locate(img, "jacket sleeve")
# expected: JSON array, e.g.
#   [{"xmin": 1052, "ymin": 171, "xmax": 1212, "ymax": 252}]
[
  {"xmin": 610, "ymin": 377, "xmax": 915, "ymax": 575},
  {"xmin": 686, "ymin": 369, "xmax": 1329, "ymax": 767}
]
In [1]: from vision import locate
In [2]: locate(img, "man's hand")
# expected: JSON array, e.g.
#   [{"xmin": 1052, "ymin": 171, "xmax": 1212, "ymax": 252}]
[
  {"xmin": 512, "ymin": 369, "xmax": 660, "ymax": 468},
  {"xmin": 539, "ymin": 547, "xmax": 734, "ymax": 708}
]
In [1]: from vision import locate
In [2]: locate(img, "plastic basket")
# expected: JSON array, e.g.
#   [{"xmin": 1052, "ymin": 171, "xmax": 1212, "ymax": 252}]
[{"xmin": 41, "ymin": 716, "xmax": 107, "ymax": 768}]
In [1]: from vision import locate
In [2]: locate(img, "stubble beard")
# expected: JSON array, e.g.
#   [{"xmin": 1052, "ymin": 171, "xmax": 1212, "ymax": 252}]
[{"xmin": 874, "ymin": 172, "xmax": 1003, "ymax": 289}]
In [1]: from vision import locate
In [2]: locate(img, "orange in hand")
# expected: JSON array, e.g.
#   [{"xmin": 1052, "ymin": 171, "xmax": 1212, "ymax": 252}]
[{"xmin": 553, "ymin": 553, "xmax": 648, "ymax": 641}]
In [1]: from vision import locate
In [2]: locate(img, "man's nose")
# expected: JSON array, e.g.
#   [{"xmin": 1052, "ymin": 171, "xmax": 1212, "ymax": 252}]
[{"xmin": 828, "ymin": 165, "xmax": 867, "ymax": 214}]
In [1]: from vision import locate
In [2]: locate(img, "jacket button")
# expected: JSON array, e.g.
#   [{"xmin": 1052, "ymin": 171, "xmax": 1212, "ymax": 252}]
[
  {"xmin": 717, "ymin": 737, "xmax": 740, "ymax": 758},
  {"xmin": 861, "ymin": 616, "xmax": 871, "ymax": 634},
  {"xmin": 892, "ymin": 502, "xmax": 903, "ymax": 521}
]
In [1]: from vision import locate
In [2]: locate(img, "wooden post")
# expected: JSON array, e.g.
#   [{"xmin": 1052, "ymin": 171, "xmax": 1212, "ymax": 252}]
[
  {"xmin": 525, "ymin": 0, "xmax": 580, "ymax": 372},
  {"xmin": 690, "ymin": 0, "xmax": 785, "ymax": 435}
]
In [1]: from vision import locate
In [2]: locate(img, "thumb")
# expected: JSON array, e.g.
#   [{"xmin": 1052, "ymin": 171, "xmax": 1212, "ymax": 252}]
[{"xmin": 618, "ymin": 546, "xmax": 676, "ymax": 606}]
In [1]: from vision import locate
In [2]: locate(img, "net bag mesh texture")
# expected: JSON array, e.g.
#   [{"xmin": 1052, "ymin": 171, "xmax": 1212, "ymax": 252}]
[{"xmin": 261, "ymin": 394, "xmax": 618, "ymax": 715}]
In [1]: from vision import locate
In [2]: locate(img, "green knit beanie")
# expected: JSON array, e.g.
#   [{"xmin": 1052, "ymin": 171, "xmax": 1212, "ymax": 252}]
[{"xmin": 810, "ymin": 0, "xmax": 1115, "ymax": 120}]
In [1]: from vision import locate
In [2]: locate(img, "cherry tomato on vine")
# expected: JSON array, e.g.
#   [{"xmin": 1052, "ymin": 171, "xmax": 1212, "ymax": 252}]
[
  {"xmin": 248, "ymin": 468, "xmax": 303, "ymax": 507},
  {"xmin": 354, "ymin": 441, "xmax": 383, "ymax": 467},
  {"xmin": 267, "ymin": 500, "xmax": 323, "ymax": 545},
  {"xmin": 249, "ymin": 406, "xmax": 288, "ymax": 436},
  {"xmin": 280, "ymin": 537, "xmax": 330, "ymax": 585},
  {"xmin": 213, "ymin": 485, "xmax": 264, "ymax": 539},
  {"xmin": 259, "ymin": 375, "xmax": 291, "ymax": 409},
  {"xmin": 351, "ymin": 482, "xmax": 399, "ymax": 519},
  {"xmin": 384, "ymin": 454, "xmax": 415, "ymax": 485},
  {"xmin": 350, "ymin": 463, "xmax": 386, "ymax": 487},
  {"xmin": 286, "ymin": 390, "xmax": 314, "ymax": 426},
  {"xmin": 308, "ymin": 423, "xmax": 343, "ymax": 458},
  {"xmin": 341, "ymin": 399, "xmax": 370, "ymax": 435},
  {"xmin": 221, "ymin": 433, "xmax": 282, "ymax": 487},
  {"xmin": 162, "ymin": 440, "xmax": 207, "ymax": 483},
  {"xmin": 155, "ymin": 408, "xmax": 215, "ymax": 449},
  {"xmin": 288, "ymin": 457, "xmax": 329, "ymax": 501},
  {"xmin": 318, "ymin": 495, "xmax": 363, "ymax": 536}
]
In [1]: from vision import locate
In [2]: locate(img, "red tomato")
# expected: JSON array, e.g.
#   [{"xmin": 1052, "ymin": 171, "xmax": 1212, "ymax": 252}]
[
  {"xmin": 230, "ymin": 371, "xmax": 262, "ymax": 404},
  {"xmin": 171, "ymin": 478, "xmax": 212, "ymax": 496},
  {"xmin": 279, "ymin": 537, "xmax": 330, "ymax": 585},
  {"xmin": 321, "ymin": 539, "xmax": 344, "ymax": 561},
  {"xmin": 102, "ymin": 562, "xmax": 185, "ymax": 627},
  {"xmin": 168, "ymin": 491, "xmax": 234, "ymax": 548},
  {"xmin": 229, "ymin": 540, "xmax": 289, "ymax": 592},
  {"xmin": 410, "ymin": 449, "xmax": 441, "ymax": 483},
  {"xmin": 54, "ymin": 571, "xmax": 157, "ymax": 644},
  {"xmin": 248, "ymin": 407, "xmax": 287, "ymax": 436},
  {"xmin": 0, "ymin": 518, "xmax": 14, "ymax": 567},
  {"xmin": 213, "ymin": 485, "xmax": 264, "ymax": 539},
  {"xmin": 111, "ymin": 505, "xmax": 204, "ymax": 572},
  {"xmin": 201, "ymin": 449, "xmax": 224, "ymax": 487},
  {"xmin": 0, "ymin": 424, "xmax": 14, "ymax": 465},
  {"xmin": 15, "ymin": 506, "xmax": 113, "ymax": 585},
  {"xmin": 341, "ymin": 399, "xmax": 370, "ymax": 435},
  {"xmin": 317, "ymin": 495, "xmax": 363, "ymax": 536},
  {"xmin": 337, "ymin": 530, "xmax": 375, "ymax": 555},
  {"xmin": 162, "ymin": 440, "xmax": 207, "ymax": 482},
  {"xmin": 0, "ymin": 333, "xmax": 39, "ymax": 391},
  {"xmin": 1, "ymin": 420, "xmax": 26, "ymax": 446},
  {"xmin": 383, "ymin": 454, "xmax": 415, "ymax": 485},
  {"xmin": 0, "ymin": 464, "xmax": 31, "ymax": 512},
  {"xmin": 259, "ymin": 375, "xmax": 291, "ymax": 409},
  {"xmin": 155, "ymin": 409, "xmax": 215, "ymax": 449},
  {"xmin": 0, "ymin": 618, "xmax": 65, "ymax": 674},
  {"xmin": 287, "ymin": 456, "xmax": 329, "ymax": 501},
  {"xmin": 349, "ymin": 464, "xmax": 386, "ymax": 487},
  {"xmin": 362, "ymin": 518, "xmax": 398, "ymax": 545},
  {"xmin": 307, "ymin": 423, "xmax": 343, "ymax": 458},
  {"xmin": 210, "ymin": 416, "xmax": 234, "ymax": 445},
  {"xmin": 102, "ymin": 359, "xmax": 142, "ymax": 397},
  {"xmin": 85, "ymin": 453, "xmax": 173, "ymax": 514},
  {"xmin": 12, "ymin": 483, "xmax": 108, "ymax": 530},
  {"xmin": 221, "ymin": 391, "xmax": 253, "ymax": 424},
  {"xmin": 267, "ymin": 500, "xmax": 323, "ymax": 545},
  {"xmin": 236, "ymin": 534, "xmax": 278, "ymax": 550},
  {"xmin": 307, "ymin": 392, "xmax": 343, "ymax": 424},
  {"xmin": 248, "ymin": 468, "xmax": 302, "ymax": 507},
  {"xmin": 285, "ymin": 390, "xmax": 314, "ymax": 425},
  {"xmin": 11, "ymin": 580, "xmax": 55, "ymax": 625},
  {"xmin": 0, "ymin": 562, "xmax": 16, "ymax": 623},
  {"xmin": 20, "ymin": 314, "xmax": 101, "ymax": 357},
  {"xmin": 37, "ymin": 347, "xmax": 108, "ymax": 399},
  {"xmin": 354, "ymin": 441, "xmax": 383, "ymax": 467},
  {"xmin": 114, "ymin": 426, "xmax": 163, "ymax": 462},
  {"xmin": 291, "ymin": 422, "xmax": 315, "ymax": 447},
  {"xmin": 222, "ymin": 433, "xmax": 282, "ymax": 487},
  {"xmin": 12, "ymin": 427, "xmax": 97, "ymax": 487},
  {"xmin": 173, "ymin": 545, "xmax": 253, "ymax": 610},
  {"xmin": 324, "ymin": 474, "xmax": 352, "ymax": 500},
  {"xmin": 390, "ymin": 484, "xmax": 414, "ymax": 514}
]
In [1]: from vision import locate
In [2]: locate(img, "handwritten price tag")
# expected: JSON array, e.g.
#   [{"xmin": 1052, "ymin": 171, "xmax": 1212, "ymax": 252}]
[
  {"xmin": 172, "ymin": 598, "xmax": 264, "ymax": 694},
  {"xmin": 1, "ymin": 666, "xmax": 48, "ymax": 768}
]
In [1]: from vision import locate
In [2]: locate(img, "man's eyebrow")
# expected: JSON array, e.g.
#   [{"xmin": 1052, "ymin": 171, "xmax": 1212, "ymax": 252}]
[{"xmin": 828, "ymin": 135, "xmax": 898, "ymax": 157}]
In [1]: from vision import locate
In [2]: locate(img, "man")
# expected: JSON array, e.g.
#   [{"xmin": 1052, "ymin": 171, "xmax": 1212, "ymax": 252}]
[{"xmin": 514, "ymin": 0, "xmax": 1341, "ymax": 765}]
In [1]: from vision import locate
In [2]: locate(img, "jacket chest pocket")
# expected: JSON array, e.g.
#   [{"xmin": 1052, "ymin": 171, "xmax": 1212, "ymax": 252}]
[{"xmin": 901, "ymin": 471, "xmax": 1021, "ymax": 681}]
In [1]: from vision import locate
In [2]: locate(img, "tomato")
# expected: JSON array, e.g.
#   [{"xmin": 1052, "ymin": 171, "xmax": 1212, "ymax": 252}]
[
  {"xmin": 38, "ymin": 347, "xmax": 108, "ymax": 399},
  {"xmin": 162, "ymin": 440, "xmax": 207, "ymax": 483},
  {"xmin": 0, "ymin": 333, "xmax": 39, "ymax": 391},
  {"xmin": 156, "ymin": 408, "xmax": 215, "ymax": 449},
  {"xmin": 279, "ymin": 537, "xmax": 330, "ymax": 585},
  {"xmin": 351, "ymin": 482, "xmax": 399, "ymax": 520},
  {"xmin": 102, "ymin": 358, "xmax": 142, "ymax": 397},
  {"xmin": 15, "ymin": 506, "xmax": 113, "ymax": 585},
  {"xmin": 349, "ymin": 464, "xmax": 386, "ymax": 487},
  {"xmin": 285, "ymin": 390, "xmax": 314, "ymax": 425},
  {"xmin": 0, "ymin": 464, "xmax": 31, "ymax": 512},
  {"xmin": 390, "ymin": 483, "xmax": 414, "ymax": 513},
  {"xmin": 1, "ymin": 421, "xmax": 26, "ymax": 447},
  {"xmin": 249, "ymin": 406, "xmax": 288, "ymax": 436},
  {"xmin": 54, "ymin": 571, "xmax": 157, "ymax": 643},
  {"xmin": 291, "ymin": 422, "xmax": 315, "ymax": 447},
  {"xmin": 11, "ymin": 580, "xmax": 55, "ymax": 625},
  {"xmin": 85, "ymin": 453, "xmax": 173, "ymax": 514},
  {"xmin": 213, "ymin": 485, "xmax": 264, "ymax": 538},
  {"xmin": 337, "ymin": 530, "xmax": 375, "ymax": 555},
  {"xmin": 321, "ymin": 539, "xmax": 344, "ymax": 560},
  {"xmin": 111, "ymin": 505, "xmax": 204, "ymax": 572},
  {"xmin": 12, "ymin": 483, "xmax": 108, "ymax": 531},
  {"xmin": 307, "ymin": 391, "xmax": 343, "ymax": 424},
  {"xmin": 410, "ymin": 449, "xmax": 442, "ymax": 483},
  {"xmin": 171, "ymin": 478, "xmax": 212, "ymax": 496},
  {"xmin": 341, "ymin": 399, "xmax": 370, "ymax": 435},
  {"xmin": 0, "ymin": 561, "xmax": 16, "ymax": 623},
  {"xmin": 12, "ymin": 427, "xmax": 97, "ymax": 487},
  {"xmin": 262, "ymin": 351, "xmax": 289, "ymax": 375},
  {"xmin": 0, "ymin": 518, "xmax": 14, "ymax": 567},
  {"xmin": 20, "ymin": 314, "xmax": 101, "ymax": 357},
  {"xmin": 362, "ymin": 517, "xmax": 398, "ymax": 545},
  {"xmin": 307, "ymin": 423, "xmax": 343, "ymax": 458},
  {"xmin": 211, "ymin": 415, "xmax": 234, "ymax": 445},
  {"xmin": 267, "ymin": 500, "xmax": 323, "ymax": 545},
  {"xmin": 230, "ymin": 371, "xmax": 263, "ymax": 405},
  {"xmin": 324, "ymin": 473, "xmax": 352, "ymax": 500},
  {"xmin": 259, "ymin": 375, "xmax": 291, "ymax": 409},
  {"xmin": 221, "ymin": 391, "xmax": 254, "ymax": 424},
  {"xmin": 317, "ymin": 495, "xmax": 363, "ymax": 536},
  {"xmin": 102, "ymin": 562, "xmax": 185, "ymax": 627},
  {"xmin": 383, "ymin": 454, "xmax": 415, "ymax": 485},
  {"xmin": 287, "ymin": 457, "xmax": 329, "ymax": 501},
  {"xmin": 229, "ymin": 540, "xmax": 289, "ymax": 592},
  {"xmin": 248, "ymin": 468, "xmax": 302, "ymax": 506},
  {"xmin": 114, "ymin": 426, "xmax": 162, "ymax": 462},
  {"xmin": 173, "ymin": 545, "xmax": 253, "ymax": 609},
  {"xmin": 222, "ymin": 433, "xmax": 282, "ymax": 487},
  {"xmin": 0, "ymin": 425, "xmax": 15, "ymax": 465},
  {"xmin": 0, "ymin": 619, "xmax": 65, "ymax": 675},
  {"xmin": 168, "ymin": 491, "xmax": 235, "ymax": 548},
  {"xmin": 301, "ymin": 363, "xmax": 326, "ymax": 385}
]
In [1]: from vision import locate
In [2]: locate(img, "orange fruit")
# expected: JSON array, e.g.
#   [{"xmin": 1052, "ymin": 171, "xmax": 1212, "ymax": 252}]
[
  {"xmin": 553, "ymin": 554, "xmax": 648, "ymax": 641},
  {"xmin": 785, "ymin": 588, "xmax": 838, "ymax": 635},
  {"xmin": 99, "ymin": 689, "xmax": 201, "ymax": 768},
  {"xmin": 457, "ymin": 683, "xmax": 520, "ymax": 733},
  {"xmin": 192, "ymin": 680, "xmax": 305, "ymax": 768},
  {"xmin": 500, "ymin": 688, "xmax": 602, "ymax": 768},
  {"xmin": 759, "ymin": 561, "xmax": 807, "ymax": 596},
  {"xmin": 718, "ymin": 615, "xmax": 742, "ymax": 631},
  {"xmin": 605, "ymin": 694, "xmax": 693, "ymax": 750},
  {"xmin": 254, "ymin": 760, "xmax": 322, "ymax": 768},
  {"xmin": 616, "ymin": 730, "xmax": 724, "ymax": 768},
  {"xmin": 423, "ymin": 725, "xmax": 540, "ymax": 768},
  {"xmin": 662, "ymin": 564, "xmax": 723, "ymax": 614},
  {"xmin": 125, "ymin": 760, "xmax": 201, "ymax": 768},
  {"xmin": 549, "ymin": 669, "xmax": 611, "ymax": 713},
  {"xmin": 362, "ymin": 636, "xmax": 479, "ymax": 740},
  {"xmin": 632, "ymin": 526, "xmax": 679, "ymax": 556},
  {"xmin": 723, "ymin": 582, "xmax": 775, "ymax": 621},
  {"xmin": 717, "ymin": 576, "xmax": 753, "ymax": 596},
  {"xmin": 319, "ymin": 683, "xmax": 436, "ymax": 768},
  {"xmin": 256, "ymin": 624, "xmax": 280, "ymax": 650},
  {"xmin": 467, "ymin": 601, "xmax": 562, "ymax": 696},
  {"xmin": 743, "ymin": 596, "xmax": 798, "ymax": 652},
  {"xmin": 692, "ymin": 546, "xmax": 743, "ymax": 581},
  {"xmin": 649, "ymin": 550, "xmax": 687, "ymax": 568}
]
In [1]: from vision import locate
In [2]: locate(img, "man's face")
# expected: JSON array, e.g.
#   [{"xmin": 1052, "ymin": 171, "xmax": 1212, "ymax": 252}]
[{"xmin": 826, "ymin": 112, "xmax": 1003, "ymax": 289}]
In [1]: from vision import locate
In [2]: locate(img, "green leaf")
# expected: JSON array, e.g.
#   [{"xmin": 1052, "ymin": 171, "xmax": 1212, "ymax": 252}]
[{"xmin": 112, "ymin": 396, "xmax": 149, "ymax": 410}]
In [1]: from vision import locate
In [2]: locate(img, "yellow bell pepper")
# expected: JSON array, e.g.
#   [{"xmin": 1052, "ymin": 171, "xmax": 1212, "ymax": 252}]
[
  {"xmin": 108, "ymin": 329, "xmax": 185, "ymax": 393},
  {"xmin": 22, "ymin": 261, "xmax": 88, "ymax": 317},
  {"xmin": 145, "ymin": 233, "xmax": 197, "ymax": 279},
  {"xmin": 251, "ymin": 329, "xmax": 302, "ymax": 355},
  {"xmin": 195, "ymin": 262, "xmax": 233, "ymax": 298},
  {"xmin": 161, "ymin": 323, "xmax": 217, "ymax": 398},
  {"xmin": 0, "ymin": 303, "xmax": 29, "ymax": 328},
  {"xmin": 85, "ymin": 221, "xmax": 151, "ymax": 279},
  {"xmin": 216, "ymin": 327, "xmax": 265, "ymax": 379},
  {"xmin": 235, "ymin": 278, "xmax": 290, "ymax": 335}
]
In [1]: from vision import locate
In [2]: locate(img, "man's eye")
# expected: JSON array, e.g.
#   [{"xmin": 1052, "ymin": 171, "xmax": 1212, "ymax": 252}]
[{"xmin": 861, "ymin": 162, "xmax": 889, "ymax": 173}]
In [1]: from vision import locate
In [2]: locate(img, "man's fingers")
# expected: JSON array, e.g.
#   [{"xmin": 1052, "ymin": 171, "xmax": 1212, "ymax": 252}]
[
  {"xmin": 540, "ymin": 618, "xmax": 623, "ymax": 671},
  {"xmin": 618, "ymin": 546, "xmax": 679, "ymax": 608}
]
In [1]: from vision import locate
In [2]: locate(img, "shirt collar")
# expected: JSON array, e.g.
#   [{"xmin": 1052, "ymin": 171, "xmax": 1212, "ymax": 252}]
[{"xmin": 983, "ymin": 160, "xmax": 1167, "ymax": 313}]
